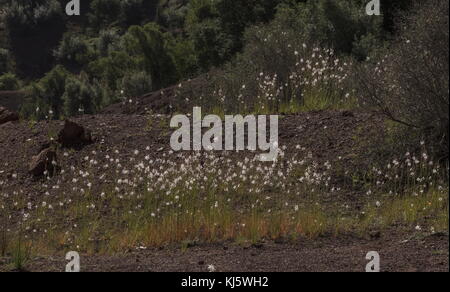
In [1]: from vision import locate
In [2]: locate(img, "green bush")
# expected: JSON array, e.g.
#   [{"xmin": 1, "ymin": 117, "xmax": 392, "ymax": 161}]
[
  {"xmin": 272, "ymin": 0, "xmax": 384, "ymax": 59},
  {"xmin": 87, "ymin": 51, "xmax": 137, "ymax": 92},
  {"xmin": 159, "ymin": 2, "xmax": 189, "ymax": 29},
  {"xmin": 97, "ymin": 29, "xmax": 121, "ymax": 57},
  {"xmin": 187, "ymin": 18, "xmax": 232, "ymax": 70},
  {"xmin": 167, "ymin": 38, "xmax": 199, "ymax": 78},
  {"xmin": 89, "ymin": 0, "xmax": 122, "ymax": 30},
  {"xmin": 21, "ymin": 65, "xmax": 68, "ymax": 119},
  {"xmin": 186, "ymin": 0, "xmax": 366, "ymax": 114},
  {"xmin": 54, "ymin": 34, "xmax": 94, "ymax": 69},
  {"xmin": 120, "ymin": 71, "xmax": 153, "ymax": 98},
  {"xmin": 0, "ymin": 49, "xmax": 11, "ymax": 75},
  {"xmin": 91, "ymin": 79, "xmax": 116, "ymax": 107},
  {"xmin": 123, "ymin": 23, "xmax": 179, "ymax": 90},
  {"xmin": 63, "ymin": 75, "xmax": 100, "ymax": 116},
  {"xmin": 20, "ymin": 67, "xmax": 106, "ymax": 119},
  {"xmin": 0, "ymin": 73, "xmax": 20, "ymax": 90},
  {"xmin": 185, "ymin": 0, "xmax": 282, "ymax": 70}
]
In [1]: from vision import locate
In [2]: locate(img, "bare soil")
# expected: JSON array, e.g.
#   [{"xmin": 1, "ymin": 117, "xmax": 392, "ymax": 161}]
[{"xmin": 3, "ymin": 230, "xmax": 448, "ymax": 272}]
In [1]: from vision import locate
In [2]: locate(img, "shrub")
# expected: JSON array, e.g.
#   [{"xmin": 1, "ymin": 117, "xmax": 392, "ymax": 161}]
[
  {"xmin": 54, "ymin": 33, "xmax": 94, "ymax": 69},
  {"xmin": 187, "ymin": 18, "xmax": 232, "ymax": 70},
  {"xmin": 87, "ymin": 51, "xmax": 137, "ymax": 92},
  {"xmin": 91, "ymin": 79, "xmax": 116, "ymax": 108},
  {"xmin": 272, "ymin": 0, "xmax": 384, "ymax": 59},
  {"xmin": 0, "ymin": 49, "xmax": 11, "ymax": 75},
  {"xmin": 0, "ymin": 73, "xmax": 20, "ymax": 90},
  {"xmin": 63, "ymin": 74, "xmax": 100, "ymax": 116},
  {"xmin": 185, "ymin": 0, "xmax": 282, "ymax": 70},
  {"xmin": 120, "ymin": 71, "xmax": 152, "ymax": 98},
  {"xmin": 89, "ymin": 0, "xmax": 122, "ymax": 30},
  {"xmin": 97, "ymin": 29, "xmax": 121, "ymax": 57},
  {"xmin": 21, "ymin": 65, "xmax": 69, "ymax": 119},
  {"xmin": 159, "ymin": 2, "xmax": 189, "ymax": 30},
  {"xmin": 214, "ymin": 0, "xmax": 280, "ymax": 52},
  {"xmin": 356, "ymin": 0, "xmax": 449, "ymax": 158},
  {"xmin": 183, "ymin": 1, "xmax": 362, "ymax": 114},
  {"xmin": 121, "ymin": 0, "xmax": 145, "ymax": 26},
  {"xmin": 4, "ymin": 0, "xmax": 63, "ymax": 36},
  {"xmin": 20, "ymin": 67, "xmax": 106, "ymax": 119},
  {"xmin": 167, "ymin": 38, "xmax": 199, "ymax": 78},
  {"xmin": 124, "ymin": 23, "xmax": 179, "ymax": 90}
]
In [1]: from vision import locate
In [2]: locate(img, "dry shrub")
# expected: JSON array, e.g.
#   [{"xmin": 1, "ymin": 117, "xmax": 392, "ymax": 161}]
[{"xmin": 356, "ymin": 0, "xmax": 449, "ymax": 158}]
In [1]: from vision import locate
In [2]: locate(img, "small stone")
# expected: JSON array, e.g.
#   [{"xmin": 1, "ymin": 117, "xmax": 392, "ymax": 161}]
[{"xmin": 28, "ymin": 148, "xmax": 57, "ymax": 177}]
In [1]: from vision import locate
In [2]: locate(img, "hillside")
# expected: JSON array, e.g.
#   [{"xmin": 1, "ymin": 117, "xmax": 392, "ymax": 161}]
[
  {"xmin": 0, "ymin": 0, "xmax": 448, "ymax": 273},
  {"xmin": 0, "ymin": 105, "xmax": 448, "ymax": 271}
]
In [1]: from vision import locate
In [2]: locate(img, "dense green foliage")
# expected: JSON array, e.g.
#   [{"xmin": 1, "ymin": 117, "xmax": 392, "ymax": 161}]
[{"xmin": 0, "ymin": 73, "xmax": 20, "ymax": 90}]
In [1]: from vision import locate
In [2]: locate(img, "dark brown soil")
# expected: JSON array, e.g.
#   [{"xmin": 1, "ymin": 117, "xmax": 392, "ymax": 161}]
[{"xmin": 3, "ymin": 230, "xmax": 448, "ymax": 272}]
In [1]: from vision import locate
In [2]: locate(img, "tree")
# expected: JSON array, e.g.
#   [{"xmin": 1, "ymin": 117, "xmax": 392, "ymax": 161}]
[{"xmin": 125, "ymin": 24, "xmax": 179, "ymax": 90}]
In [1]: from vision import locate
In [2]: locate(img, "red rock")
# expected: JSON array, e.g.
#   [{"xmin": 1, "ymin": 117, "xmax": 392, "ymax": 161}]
[
  {"xmin": 0, "ymin": 106, "xmax": 19, "ymax": 125},
  {"xmin": 28, "ymin": 148, "xmax": 57, "ymax": 177},
  {"xmin": 57, "ymin": 120, "xmax": 92, "ymax": 147}
]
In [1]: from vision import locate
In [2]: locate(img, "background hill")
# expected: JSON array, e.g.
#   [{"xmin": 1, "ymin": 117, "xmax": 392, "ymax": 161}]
[{"xmin": 0, "ymin": 0, "xmax": 412, "ymax": 110}]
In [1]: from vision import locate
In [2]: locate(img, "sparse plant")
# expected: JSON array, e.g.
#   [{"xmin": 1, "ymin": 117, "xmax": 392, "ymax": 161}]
[{"xmin": 11, "ymin": 224, "xmax": 31, "ymax": 272}]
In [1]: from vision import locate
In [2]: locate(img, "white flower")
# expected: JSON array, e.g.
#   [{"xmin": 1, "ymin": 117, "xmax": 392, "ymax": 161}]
[
  {"xmin": 415, "ymin": 225, "xmax": 422, "ymax": 231},
  {"xmin": 207, "ymin": 264, "xmax": 216, "ymax": 272}
]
